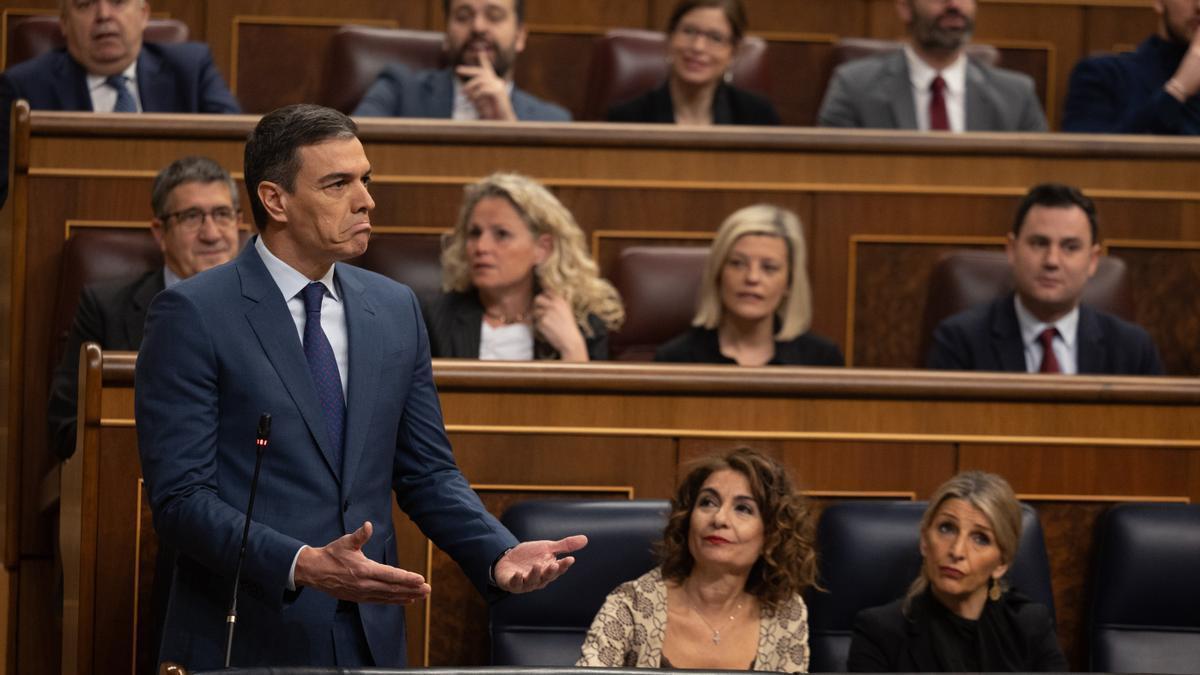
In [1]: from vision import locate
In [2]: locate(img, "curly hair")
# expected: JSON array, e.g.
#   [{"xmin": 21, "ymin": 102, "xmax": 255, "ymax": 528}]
[
  {"xmin": 692, "ymin": 204, "xmax": 813, "ymax": 340},
  {"xmin": 659, "ymin": 447, "xmax": 818, "ymax": 612},
  {"xmin": 440, "ymin": 173, "xmax": 624, "ymax": 335}
]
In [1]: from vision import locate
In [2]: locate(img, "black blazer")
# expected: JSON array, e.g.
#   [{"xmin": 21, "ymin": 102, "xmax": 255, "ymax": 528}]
[
  {"xmin": 654, "ymin": 325, "xmax": 844, "ymax": 365},
  {"xmin": 607, "ymin": 81, "xmax": 780, "ymax": 125},
  {"xmin": 847, "ymin": 592, "xmax": 1068, "ymax": 672},
  {"xmin": 926, "ymin": 294, "xmax": 1164, "ymax": 375},
  {"xmin": 47, "ymin": 269, "xmax": 164, "ymax": 460},
  {"xmin": 423, "ymin": 290, "xmax": 609, "ymax": 360}
]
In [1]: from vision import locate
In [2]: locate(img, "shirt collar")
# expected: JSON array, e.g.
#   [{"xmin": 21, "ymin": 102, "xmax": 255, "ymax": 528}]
[
  {"xmin": 254, "ymin": 236, "xmax": 340, "ymax": 303},
  {"xmin": 904, "ymin": 44, "xmax": 967, "ymax": 96},
  {"xmin": 1014, "ymin": 294, "xmax": 1079, "ymax": 349},
  {"xmin": 86, "ymin": 60, "xmax": 139, "ymax": 93},
  {"xmin": 163, "ymin": 265, "xmax": 182, "ymax": 288}
]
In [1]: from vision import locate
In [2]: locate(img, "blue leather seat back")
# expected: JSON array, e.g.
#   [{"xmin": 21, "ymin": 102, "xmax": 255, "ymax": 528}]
[
  {"xmin": 806, "ymin": 500, "xmax": 1055, "ymax": 672},
  {"xmin": 490, "ymin": 500, "xmax": 669, "ymax": 666},
  {"xmin": 1089, "ymin": 503, "xmax": 1200, "ymax": 674}
]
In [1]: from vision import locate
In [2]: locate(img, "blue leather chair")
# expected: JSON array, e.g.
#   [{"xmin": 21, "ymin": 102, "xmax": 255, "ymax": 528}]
[
  {"xmin": 1089, "ymin": 502, "xmax": 1200, "ymax": 674},
  {"xmin": 805, "ymin": 500, "xmax": 1054, "ymax": 672},
  {"xmin": 490, "ymin": 499, "xmax": 669, "ymax": 666}
]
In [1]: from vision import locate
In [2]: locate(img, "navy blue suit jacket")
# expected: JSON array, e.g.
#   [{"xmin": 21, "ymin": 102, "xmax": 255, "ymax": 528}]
[
  {"xmin": 1, "ymin": 42, "xmax": 240, "ymax": 204},
  {"xmin": 352, "ymin": 65, "xmax": 570, "ymax": 121},
  {"xmin": 135, "ymin": 241, "xmax": 516, "ymax": 668},
  {"xmin": 925, "ymin": 294, "xmax": 1164, "ymax": 375},
  {"xmin": 1062, "ymin": 36, "xmax": 1200, "ymax": 134}
]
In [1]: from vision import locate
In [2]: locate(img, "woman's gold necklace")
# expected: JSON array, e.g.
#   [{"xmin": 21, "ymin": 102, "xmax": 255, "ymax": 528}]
[{"xmin": 686, "ymin": 592, "xmax": 744, "ymax": 645}]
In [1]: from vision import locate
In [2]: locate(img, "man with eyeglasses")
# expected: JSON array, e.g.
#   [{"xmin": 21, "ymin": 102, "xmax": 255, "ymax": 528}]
[
  {"xmin": 817, "ymin": 0, "xmax": 1047, "ymax": 132},
  {"xmin": 353, "ymin": 0, "xmax": 569, "ymax": 121},
  {"xmin": 48, "ymin": 155, "xmax": 241, "ymax": 461},
  {"xmin": 0, "ymin": 0, "xmax": 240, "ymax": 206}
]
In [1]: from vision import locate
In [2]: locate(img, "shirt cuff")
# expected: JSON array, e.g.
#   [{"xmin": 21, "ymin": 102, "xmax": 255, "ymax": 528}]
[{"xmin": 288, "ymin": 545, "xmax": 308, "ymax": 591}]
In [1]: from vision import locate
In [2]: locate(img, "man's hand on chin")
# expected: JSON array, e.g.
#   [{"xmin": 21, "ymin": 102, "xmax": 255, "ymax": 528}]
[
  {"xmin": 294, "ymin": 520, "xmax": 431, "ymax": 604},
  {"xmin": 494, "ymin": 534, "xmax": 589, "ymax": 593}
]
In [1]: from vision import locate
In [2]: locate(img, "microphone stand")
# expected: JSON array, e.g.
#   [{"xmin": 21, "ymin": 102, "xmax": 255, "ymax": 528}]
[{"xmin": 224, "ymin": 413, "xmax": 271, "ymax": 668}]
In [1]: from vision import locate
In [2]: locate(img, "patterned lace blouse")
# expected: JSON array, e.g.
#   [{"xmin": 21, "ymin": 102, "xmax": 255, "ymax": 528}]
[{"xmin": 576, "ymin": 568, "xmax": 810, "ymax": 672}]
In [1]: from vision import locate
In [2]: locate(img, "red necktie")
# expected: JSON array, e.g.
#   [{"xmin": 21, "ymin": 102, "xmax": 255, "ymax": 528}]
[
  {"xmin": 1038, "ymin": 327, "xmax": 1061, "ymax": 373},
  {"xmin": 929, "ymin": 75, "xmax": 949, "ymax": 131}
]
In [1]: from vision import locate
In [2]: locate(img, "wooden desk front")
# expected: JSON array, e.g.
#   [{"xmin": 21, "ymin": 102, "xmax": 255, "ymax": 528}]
[{"xmin": 64, "ymin": 349, "xmax": 1199, "ymax": 673}]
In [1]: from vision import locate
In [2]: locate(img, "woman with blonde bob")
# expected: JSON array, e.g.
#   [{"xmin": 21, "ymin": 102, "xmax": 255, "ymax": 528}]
[
  {"xmin": 655, "ymin": 204, "xmax": 843, "ymax": 365},
  {"xmin": 578, "ymin": 447, "xmax": 816, "ymax": 671},
  {"xmin": 426, "ymin": 173, "xmax": 624, "ymax": 361},
  {"xmin": 847, "ymin": 471, "xmax": 1067, "ymax": 672}
]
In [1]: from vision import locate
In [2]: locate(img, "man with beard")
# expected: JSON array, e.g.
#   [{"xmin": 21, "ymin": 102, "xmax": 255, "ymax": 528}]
[
  {"xmin": 353, "ymin": 0, "xmax": 569, "ymax": 121},
  {"xmin": 1063, "ymin": 0, "xmax": 1200, "ymax": 134},
  {"xmin": 817, "ymin": 0, "xmax": 1046, "ymax": 131}
]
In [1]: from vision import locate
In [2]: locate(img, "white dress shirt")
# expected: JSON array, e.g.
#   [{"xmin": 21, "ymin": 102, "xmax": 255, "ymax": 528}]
[
  {"xmin": 85, "ymin": 61, "xmax": 142, "ymax": 113},
  {"xmin": 254, "ymin": 237, "xmax": 348, "ymax": 396},
  {"xmin": 904, "ymin": 45, "xmax": 967, "ymax": 132},
  {"xmin": 1014, "ymin": 295, "xmax": 1080, "ymax": 374}
]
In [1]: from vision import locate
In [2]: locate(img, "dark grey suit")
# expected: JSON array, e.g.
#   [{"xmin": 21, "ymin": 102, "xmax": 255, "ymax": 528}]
[
  {"xmin": 47, "ymin": 269, "xmax": 164, "ymax": 460},
  {"xmin": 352, "ymin": 65, "xmax": 570, "ymax": 121},
  {"xmin": 817, "ymin": 50, "xmax": 1047, "ymax": 131}
]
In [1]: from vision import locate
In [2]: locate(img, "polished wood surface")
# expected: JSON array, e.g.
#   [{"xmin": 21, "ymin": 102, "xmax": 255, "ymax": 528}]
[{"xmin": 61, "ymin": 352, "xmax": 1197, "ymax": 673}]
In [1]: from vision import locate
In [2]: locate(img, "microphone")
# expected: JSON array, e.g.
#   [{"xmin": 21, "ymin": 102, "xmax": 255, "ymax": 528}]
[{"xmin": 224, "ymin": 413, "xmax": 271, "ymax": 668}]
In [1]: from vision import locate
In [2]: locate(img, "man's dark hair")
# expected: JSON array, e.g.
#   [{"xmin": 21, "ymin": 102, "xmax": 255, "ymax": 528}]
[
  {"xmin": 666, "ymin": 0, "xmax": 748, "ymax": 44},
  {"xmin": 151, "ymin": 156, "xmax": 238, "ymax": 223},
  {"xmin": 443, "ymin": 0, "xmax": 524, "ymax": 24},
  {"xmin": 1012, "ymin": 182, "xmax": 1099, "ymax": 244},
  {"xmin": 244, "ymin": 104, "xmax": 358, "ymax": 229}
]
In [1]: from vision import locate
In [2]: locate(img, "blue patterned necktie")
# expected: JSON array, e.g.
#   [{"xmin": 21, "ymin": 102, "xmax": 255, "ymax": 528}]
[
  {"xmin": 105, "ymin": 74, "xmax": 137, "ymax": 113},
  {"xmin": 301, "ymin": 282, "xmax": 345, "ymax": 471}
]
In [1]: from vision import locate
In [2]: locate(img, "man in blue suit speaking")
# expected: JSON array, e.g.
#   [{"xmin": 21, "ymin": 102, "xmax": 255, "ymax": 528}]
[
  {"xmin": 0, "ymin": 0, "xmax": 240, "ymax": 204},
  {"xmin": 135, "ymin": 104, "xmax": 585, "ymax": 669}
]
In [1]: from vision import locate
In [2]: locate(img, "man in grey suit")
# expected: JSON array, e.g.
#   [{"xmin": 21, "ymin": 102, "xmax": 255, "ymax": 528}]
[
  {"xmin": 818, "ymin": 0, "xmax": 1046, "ymax": 132},
  {"xmin": 353, "ymin": 0, "xmax": 569, "ymax": 121}
]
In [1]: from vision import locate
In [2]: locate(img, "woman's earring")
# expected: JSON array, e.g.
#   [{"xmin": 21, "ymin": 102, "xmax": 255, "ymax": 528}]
[
  {"xmin": 988, "ymin": 578, "xmax": 1002, "ymax": 601},
  {"xmin": 723, "ymin": 69, "xmax": 733, "ymax": 84}
]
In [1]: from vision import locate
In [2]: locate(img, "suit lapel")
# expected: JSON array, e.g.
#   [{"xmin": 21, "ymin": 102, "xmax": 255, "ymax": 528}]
[
  {"xmin": 338, "ymin": 266, "xmax": 380, "ymax": 494},
  {"xmin": 965, "ymin": 60, "xmax": 998, "ymax": 131},
  {"xmin": 55, "ymin": 52, "xmax": 93, "ymax": 110},
  {"xmin": 427, "ymin": 70, "xmax": 455, "ymax": 118},
  {"xmin": 1076, "ymin": 305, "xmax": 1106, "ymax": 374},
  {"xmin": 991, "ymin": 296, "xmax": 1028, "ymax": 372},
  {"xmin": 126, "ymin": 269, "xmax": 165, "ymax": 346},
  {"xmin": 136, "ymin": 48, "xmax": 172, "ymax": 112},
  {"xmin": 883, "ymin": 52, "xmax": 918, "ymax": 130},
  {"xmin": 238, "ymin": 243, "xmax": 342, "ymax": 483}
]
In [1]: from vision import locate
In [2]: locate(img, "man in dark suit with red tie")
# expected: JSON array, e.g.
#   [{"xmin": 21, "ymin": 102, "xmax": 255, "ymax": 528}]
[{"xmin": 926, "ymin": 183, "xmax": 1164, "ymax": 375}]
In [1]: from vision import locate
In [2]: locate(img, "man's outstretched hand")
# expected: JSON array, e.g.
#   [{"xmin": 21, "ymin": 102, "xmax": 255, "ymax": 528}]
[
  {"xmin": 294, "ymin": 521, "xmax": 431, "ymax": 604},
  {"xmin": 494, "ymin": 535, "xmax": 588, "ymax": 593}
]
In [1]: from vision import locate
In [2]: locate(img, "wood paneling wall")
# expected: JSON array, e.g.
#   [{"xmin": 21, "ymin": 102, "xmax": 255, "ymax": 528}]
[{"xmin": 63, "ymin": 353, "xmax": 1200, "ymax": 673}]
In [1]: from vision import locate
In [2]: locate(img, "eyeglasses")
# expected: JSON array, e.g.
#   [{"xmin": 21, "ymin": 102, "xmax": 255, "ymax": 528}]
[
  {"xmin": 675, "ymin": 24, "xmax": 733, "ymax": 48},
  {"xmin": 163, "ymin": 206, "xmax": 240, "ymax": 231}
]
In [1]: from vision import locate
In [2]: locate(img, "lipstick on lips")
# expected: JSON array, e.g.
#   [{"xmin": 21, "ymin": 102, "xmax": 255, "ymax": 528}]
[
  {"xmin": 704, "ymin": 535, "xmax": 731, "ymax": 545},
  {"xmin": 939, "ymin": 566, "xmax": 964, "ymax": 580}
]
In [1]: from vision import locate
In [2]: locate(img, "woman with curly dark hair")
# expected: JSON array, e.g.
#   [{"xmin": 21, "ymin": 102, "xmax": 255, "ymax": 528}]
[{"xmin": 577, "ymin": 447, "xmax": 816, "ymax": 672}]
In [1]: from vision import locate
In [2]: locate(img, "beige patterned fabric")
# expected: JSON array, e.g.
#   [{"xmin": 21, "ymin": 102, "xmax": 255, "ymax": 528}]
[{"xmin": 576, "ymin": 568, "xmax": 810, "ymax": 672}]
